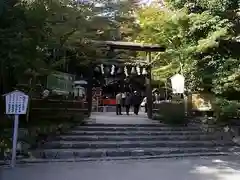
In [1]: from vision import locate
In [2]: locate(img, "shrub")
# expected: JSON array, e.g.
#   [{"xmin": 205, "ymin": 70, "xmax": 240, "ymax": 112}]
[
  {"xmin": 153, "ymin": 101, "xmax": 187, "ymax": 125},
  {"xmin": 214, "ymin": 98, "xmax": 240, "ymax": 123},
  {"xmin": 0, "ymin": 138, "xmax": 11, "ymax": 161},
  {"xmin": 0, "ymin": 114, "xmax": 86, "ymax": 161}
]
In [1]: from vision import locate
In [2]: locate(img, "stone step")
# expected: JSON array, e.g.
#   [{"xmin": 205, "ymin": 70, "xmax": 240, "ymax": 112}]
[
  {"xmin": 66, "ymin": 130, "xmax": 207, "ymax": 136},
  {"xmin": 42, "ymin": 140, "xmax": 235, "ymax": 149},
  {"xmin": 18, "ymin": 152, "xmax": 231, "ymax": 164},
  {"xmin": 17, "ymin": 152, "xmax": 231, "ymax": 164},
  {"xmin": 83, "ymin": 123, "xmax": 187, "ymax": 127},
  {"xmin": 32, "ymin": 147, "xmax": 236, "ymax": 159},
  {"xmin": 73, "ymin": 126, "xmax": 200, "ymax": 131},
  {"xmin": 55, "ymin": 134, "xmax": 220, "ymax": 141}
]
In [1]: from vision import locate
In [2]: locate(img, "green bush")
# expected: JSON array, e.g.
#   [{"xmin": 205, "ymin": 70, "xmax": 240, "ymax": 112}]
[
  {"xmin": 0, "ymin": 138, "xmax": 11, "ymax": 160},
  {"xmin": 214, "ymin": 98, "xmax": 240, "ymax": 123},
  {"xmin": 153, "ymin": 101, "xmax": 187, "ymax": 125},
  {"xmin": 0, "ymin": 114, "xmax": 86, "ymax": 161}
]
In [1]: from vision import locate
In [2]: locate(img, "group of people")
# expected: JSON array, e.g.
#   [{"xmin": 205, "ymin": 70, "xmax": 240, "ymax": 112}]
[{"xmin": 115, "ymin": 91, "xmax": 143, "ymax": 115}]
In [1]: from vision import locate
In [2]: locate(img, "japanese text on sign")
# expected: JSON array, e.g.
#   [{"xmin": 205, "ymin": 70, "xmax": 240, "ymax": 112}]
[{"xmin": 5, "ymin": 91, "xmax": 29, "ymax": 115}]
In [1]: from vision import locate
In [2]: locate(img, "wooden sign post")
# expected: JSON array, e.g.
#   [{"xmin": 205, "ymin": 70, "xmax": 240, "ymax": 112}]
[{"xmin": 4, "ymin": 90, "xmax": 29, "ymax": 167}]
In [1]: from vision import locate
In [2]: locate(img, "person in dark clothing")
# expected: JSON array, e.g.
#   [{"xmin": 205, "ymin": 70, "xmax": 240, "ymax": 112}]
[
  {"xmin": 132, "ymin": 91, "xmax": 141, "ymax": 115},
  {"xmin": 125, "ymin": 92, "xmax": 132, "ymax": 115}
]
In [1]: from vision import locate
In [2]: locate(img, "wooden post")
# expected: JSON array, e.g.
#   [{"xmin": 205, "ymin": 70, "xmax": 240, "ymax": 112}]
[
  {"xmin": 120, "ymin": 72, "xmax": 125, "ymax": 93},
  {"xmin": 86, "ymin": 65, "xmax": 93, "ymax": 117},
  {"xmin": 146, "ymin": 52, "xmax": 153, "ymax": 119},
  {"xmin": 165, "ymin": 81, "xmax": 168, "ymax": 100}
]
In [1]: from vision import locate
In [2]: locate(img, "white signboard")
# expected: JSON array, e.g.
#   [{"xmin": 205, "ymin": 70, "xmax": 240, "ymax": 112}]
[
  {"xmin": 5, "ymin": 90, "xmax": 29, "ymax": 115},
  {"xmin": 3, "ymin": 90, "xmax": 29, "ymax": 168},
  {"xmin": 170, "ymin": 74, "xmax": 185, "ymax": 94}
]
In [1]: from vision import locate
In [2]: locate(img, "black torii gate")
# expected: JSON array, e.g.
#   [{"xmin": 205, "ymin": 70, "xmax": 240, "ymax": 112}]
[{"xmin": 86, "ymin": 41, "xmax": 165, "ymax": 119}]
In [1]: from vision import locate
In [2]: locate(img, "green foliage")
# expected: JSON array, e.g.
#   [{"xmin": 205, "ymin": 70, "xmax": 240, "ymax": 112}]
[
  {"xmin": 0, "ymin": 0, "xmax": 138, "ymax": 94},
  {"xmin": 153, "ymin": 102, "xmax": 187, "ymax": 125},
  {"xmin": 1, "ymin": 0, "xmax": 240, "ymax": 123},
  {"xmin": 214, "ymin": 98, "xmax": 240, "ymax": 122},
  {"xmin": 136, "ymin": 6, "xmax": 232, "ymax": 91},
  {"xmin": 166, "ymin": 0, "xmax": 239, "ymax": 13},
  {"xmin": 0, "ymin": 114, "xmax": 85, "ymax": 160},
  {"xmin": 136, "ymin": 1, "xmax": 240, "ymax": 123},
  {"xmin": 136, "ymin": 1, "xmax": 240, "ymax": 95},
  {"xmin": 0, "ymin": 138, "xmax": 11, "ymax": 161}
]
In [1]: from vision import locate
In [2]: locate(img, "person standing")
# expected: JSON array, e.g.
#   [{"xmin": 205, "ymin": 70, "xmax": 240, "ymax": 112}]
[
  {"xmin": 132, "ymin": 91, "xmax": 141, "ymax": 115},
  {"xmin": 141, "ymin": 97, "xmax": 147, "ymax": 113},
  {"xmin": 122, "ymin": 92, "xmax": 126, "ymax": 108},
  {"xmin": 125, "ymin": 92, "xmax": 132, "ymax": 115},
  {"xmin": 116, "ymin": 92, "xmax": 122, "ymax": 115},
  {"xmin": 155, "ymin": 92, "xmax": 160, "ymax": 103}
]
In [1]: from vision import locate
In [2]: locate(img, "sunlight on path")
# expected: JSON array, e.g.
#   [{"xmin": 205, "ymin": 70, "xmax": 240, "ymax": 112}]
[{"xmin": 2, "ymin": 156, "xmax": 240, "ymax": 180}]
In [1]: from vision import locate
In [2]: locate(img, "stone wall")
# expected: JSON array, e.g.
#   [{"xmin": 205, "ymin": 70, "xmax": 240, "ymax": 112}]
[{"xmin": 29, "ymin": 98, "xmax": 88, "ymax": 120}]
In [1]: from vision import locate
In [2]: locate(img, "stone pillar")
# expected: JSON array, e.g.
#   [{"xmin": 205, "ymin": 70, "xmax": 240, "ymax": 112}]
[
  {"xmin": 146, "ymin": 52, "xmax": 153, "ymax": 119},
  {"xmin": 86, "ymin": 64, "xmax": 93, "ymax": 117}
]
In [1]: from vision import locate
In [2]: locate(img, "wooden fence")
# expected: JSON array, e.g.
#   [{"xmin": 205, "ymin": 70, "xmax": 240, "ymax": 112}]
[{"xmin": 1, "ymin": 98, "xmax": 88, "ymax": 122}]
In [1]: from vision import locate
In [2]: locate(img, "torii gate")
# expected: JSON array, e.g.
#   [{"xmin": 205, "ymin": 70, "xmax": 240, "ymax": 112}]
[{"xmin": 86, "ymin": 41, "xmax": 165, "ymax": 119}]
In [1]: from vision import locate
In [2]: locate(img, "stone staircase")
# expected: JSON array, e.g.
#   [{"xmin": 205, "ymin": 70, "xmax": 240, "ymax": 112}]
[{"xmin": 21, "ymin": 122, "xmax": 240, "ymax": 163}]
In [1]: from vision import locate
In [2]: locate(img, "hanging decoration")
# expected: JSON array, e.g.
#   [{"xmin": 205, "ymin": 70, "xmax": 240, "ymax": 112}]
[
  {"xmin": 142, "ymin": 67, "xmax": 147, "ymax": 75},
  {"xmin": 136, "ymin": 66, "xmax": 141, "ymax": 75},
  {"xmin": 124, "ymin": 66, "xmax": 129, "ymax": 77},
  {"xmin": 100, "ymin": 64, "xmax": 104, "ymax": 74},
  {"xmin": 110, "ymin": 65, "xmax": 115, "ymax": 75},
  {"xmin": 131, "ymin": 66, "xmax": 136, "ymax": 74}
]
